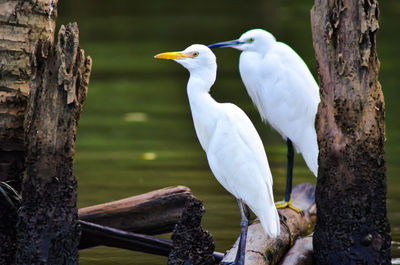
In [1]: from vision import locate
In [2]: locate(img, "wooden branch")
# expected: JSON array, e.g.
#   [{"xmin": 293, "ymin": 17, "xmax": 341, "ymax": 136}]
[
  {"xmin": 221, "ymin": 183, "xmax": 316, "ymax": 265},
  {"xmin": 79, "ymin": 217, "xmax": 224, "ymax": 263},
  {"xmin": 16, "ymin": 23, "xmax": 91, "ymax": 264},
  {"xmin": 79, "ymin": 186, "xmax": 195, "ymax": 235},
  {"xmin": 280, "ymin": 234, "xmax": 313, "ymax": 265},
  {"xmin": 79, "ymin": 220, "xmax": 172, "ymax": 256}
]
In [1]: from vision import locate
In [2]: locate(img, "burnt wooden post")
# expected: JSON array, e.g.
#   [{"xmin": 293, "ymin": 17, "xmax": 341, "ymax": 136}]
[
  {"xmin": 168, "ymin": 197, "xmax": 217, "ymax": 265},
  {"xmin": 15, "ymin": 23, "xmax": 91, "ymax": 264},
  {"xmin": 0, "ymin": 1, "xmax": 58, "ymax": 262},
  {"xmin": 311, "ymin": 0, "xmax": 391, "ymax": 263}
]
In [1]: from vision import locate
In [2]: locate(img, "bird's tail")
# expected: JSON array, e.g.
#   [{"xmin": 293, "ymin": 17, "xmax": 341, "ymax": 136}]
[
  {"xmin": 249, "ymin": 197, "xmax": 280, "ymax": 238},
  {"xmin": 257, "ymin": 204, "xmax": 280, "ymax": 238}
]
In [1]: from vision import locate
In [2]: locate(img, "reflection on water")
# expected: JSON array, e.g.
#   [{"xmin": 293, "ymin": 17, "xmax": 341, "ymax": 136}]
[{"xmin": 57, "ymin": 0, "xmax": 400, "ymax": 264}]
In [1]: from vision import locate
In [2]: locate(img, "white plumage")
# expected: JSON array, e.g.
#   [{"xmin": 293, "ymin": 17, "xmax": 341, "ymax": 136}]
[
  {"xmin": 154, "ymin": 44, "xmax": 280, "ymax": 239},
  {"xmin": 210, "ymin": 29, "xmax": 320, "ymax": 177}
]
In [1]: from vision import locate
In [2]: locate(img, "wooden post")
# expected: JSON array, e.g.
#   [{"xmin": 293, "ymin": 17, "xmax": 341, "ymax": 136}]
[
  {"xmin": 221, "ymin": 183, "xmax": 316, "ymax": 265},
  {"xmin": 168, "ymin": 197, "xmax": 217, "ymax": 265},
  {"xmin": 15, "ymin": 23, "xmax": 92, "ymax": 264},
  {"xmin": 0, "ymin": 1, "xmax": 58, "ymax": 262},
  {"xmin": 310, "ymin": 0, "xmax": 391, "ymax": 263}
]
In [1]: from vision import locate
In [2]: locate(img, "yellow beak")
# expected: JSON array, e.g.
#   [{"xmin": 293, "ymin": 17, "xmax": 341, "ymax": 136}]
[{"xmin": 154, "ymin": 51, "xmax": 191, "ymax": 60}]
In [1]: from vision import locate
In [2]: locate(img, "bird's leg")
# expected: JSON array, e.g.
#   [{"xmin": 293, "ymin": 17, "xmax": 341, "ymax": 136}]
[
  {"xmin": 275, "ymin": 139, "xmax": 303, "ymax": 214},
  {"xmin": 234, "ymin": 199, "xmax": 249, "ymax": 265},
  {"xmin": 285, "ymin": 138, "xmax": 294, "ymax": 202}
]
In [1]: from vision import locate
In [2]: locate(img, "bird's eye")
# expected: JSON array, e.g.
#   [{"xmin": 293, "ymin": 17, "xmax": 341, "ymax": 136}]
[
  {"xmin": 248, "ymin": 38, "xmax": 254, "ymax": 43},
  {"xmin": 193, "ymin": 52, "xmax": 199, "ymax": 57}
]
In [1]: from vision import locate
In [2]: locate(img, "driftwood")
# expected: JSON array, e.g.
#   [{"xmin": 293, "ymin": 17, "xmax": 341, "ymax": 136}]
[
  {"xmin": 221, "ymin": 183, "xmax": 316, "ymax": 265},
  {"xmin": 79, "ymin": 186, "xmax": 195, "ymax": 235},
  {"xmin": 280, "ymin": 234, "xmax": 313, "ymax": 265}
]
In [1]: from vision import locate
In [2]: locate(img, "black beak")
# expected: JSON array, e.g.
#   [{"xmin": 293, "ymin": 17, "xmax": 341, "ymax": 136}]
[{"xmin": 208, "ymin": 40, "xmax": 244, "ymax": 48}]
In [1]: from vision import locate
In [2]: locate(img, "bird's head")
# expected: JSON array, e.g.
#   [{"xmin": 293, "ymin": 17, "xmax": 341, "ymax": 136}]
[
  {"xmin": 154, "ymin": 44, "xmax": 217, "ymax": 91},
  {"xmin": 208, "ymin": 29, "xmax": 276, "ymax": 53},
  {"xmin": 154, "ymin": 44, "xmax": 216, "ymax": 73}
]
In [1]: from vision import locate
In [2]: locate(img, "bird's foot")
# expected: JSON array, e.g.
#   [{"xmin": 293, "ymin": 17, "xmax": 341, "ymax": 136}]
[{"xmin": 275, "ymin": 196, "xmax": 304, "ymax": 215}]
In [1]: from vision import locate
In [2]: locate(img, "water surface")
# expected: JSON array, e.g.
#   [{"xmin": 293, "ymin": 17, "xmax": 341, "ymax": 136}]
[{"xmin": 57, "ymin": 0, "xmax": 400, "ymax": 263}]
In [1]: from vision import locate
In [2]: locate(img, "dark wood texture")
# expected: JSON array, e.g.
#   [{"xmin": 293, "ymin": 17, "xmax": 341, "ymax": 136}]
[
  {"xmin": 221, "ymin": 183, "xmax": 316, "ymax": 264},
  {"xmin": 168, "ymin": 197, "xmax": 217, "ymax": 265},
  {"xmin": 0, "ymin": 1, "xmax": 58, "ymax": 262},
  {"xmin": 79, "ymin": 186, "xmax": 195, "ymax": 235},
  {"xmin": 79, "ymin": 220, "xmax": 173, "ymax": 256},
  {"xmin": 15, "ymin": 23, "xmax": 92, "ymax": 264},
  {"xmin": 310, "ymin": 0, "xmax": 391, "ymax": 263}
]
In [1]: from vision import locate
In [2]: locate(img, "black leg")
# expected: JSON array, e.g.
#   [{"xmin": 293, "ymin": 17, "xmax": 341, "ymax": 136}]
[
  {"xmin": 233, "ymin": 199, "xmax": 249, "ymax": 265},
  {"xmin": 285, "ymin": 138, "xmax": 294, "ymax": 202}
]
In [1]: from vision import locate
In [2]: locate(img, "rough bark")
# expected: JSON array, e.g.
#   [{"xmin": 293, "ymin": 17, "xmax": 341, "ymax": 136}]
[
  {"xmin": 221, "ymin": 183, "xmax": 316, "ymax": 265},
  {"xmin": 310, "ymin": 0, "xmax": 391, "ymax": 264},
  {"xmin": 15, "ymin": 23, "xmax": 91, "ymax": 264},
  {"xmin": 79, "ymin": 186, "xmax": 196, "ymax": 236},
  {"xmin": 168, "ymin": 197, "xmax": 217, "ymax": 265},
  {"xmin": 0, "ymin": 1, "xmax": 57, "ymax": 262}
]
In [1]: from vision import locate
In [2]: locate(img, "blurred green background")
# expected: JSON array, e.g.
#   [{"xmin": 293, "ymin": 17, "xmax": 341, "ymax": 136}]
[{"xmin": 57, "ymin": 0, "xmax": 400, "ymax": 264}]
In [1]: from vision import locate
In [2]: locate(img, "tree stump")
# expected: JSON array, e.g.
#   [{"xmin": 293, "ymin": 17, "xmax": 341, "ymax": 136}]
[
  {"xmin": 15, "ymin": 23, "xmax": 91, "ymax": 264},
  {"xmin": 168, "ymin": 197, "xmax": 216, "ymax": 265},
  {"xmin": 0, "ymin": 1, "xmax": 58, "ymax": 262},
  {"xmin": 310, "ymin": 0, "xmax": 391, "ymax": 263}
]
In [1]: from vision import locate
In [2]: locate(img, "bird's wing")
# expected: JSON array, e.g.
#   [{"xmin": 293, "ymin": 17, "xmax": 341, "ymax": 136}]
[
  {"xmin": 273, "ymin": 42, "xmax": 320, "ymax": 102},
  {"xmin": 205, "ymin": 103, "xmax": 280, "ymax": 236},
  {"xmin": 239, "ymin": 43, "xmax": 319, "ymax": 176}
]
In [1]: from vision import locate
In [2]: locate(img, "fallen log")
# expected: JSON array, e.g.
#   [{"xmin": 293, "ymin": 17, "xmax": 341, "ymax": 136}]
[
  {"xmin": 221, "ymin": 183, "xmax": 316, "ymax": 265},
  {"xmin": 280, "ymin": 234, "xmax": 313, "ymax": 265},
  {"xmin": 79, "ymin": 186, "xmax": 194, "ymax": 235}
]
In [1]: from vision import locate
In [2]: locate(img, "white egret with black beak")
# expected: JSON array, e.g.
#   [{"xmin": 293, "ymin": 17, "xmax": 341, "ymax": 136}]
[
  {"xmin": 209, "ymin": 29, "xmax": 320, "ymax": 212},
  {"xmin": 154, "ymin": 44, "xmax": 280, "ymax": 264}
]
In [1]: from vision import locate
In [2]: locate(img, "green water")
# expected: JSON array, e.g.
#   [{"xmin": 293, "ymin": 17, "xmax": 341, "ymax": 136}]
[{"xmin": 57, "ymin": 0, "xmax": 400, "ymax": 263}]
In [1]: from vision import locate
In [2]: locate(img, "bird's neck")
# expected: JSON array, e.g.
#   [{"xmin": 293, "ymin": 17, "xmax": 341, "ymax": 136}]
[
  {"xmin": 186, "ymin": 72, "xmax": 219, "ymax": 151},
  {"xmin": 186, "ymin": 70, "xmax": 217, "ymax": 110}
]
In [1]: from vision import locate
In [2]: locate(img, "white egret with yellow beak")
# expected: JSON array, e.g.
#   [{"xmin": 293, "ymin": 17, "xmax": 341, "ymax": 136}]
[{"xmin": 154, "ymin": 44, "xmax": 280, "ymax": 265}]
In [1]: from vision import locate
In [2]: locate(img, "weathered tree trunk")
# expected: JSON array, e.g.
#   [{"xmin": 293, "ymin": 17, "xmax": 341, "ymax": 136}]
[
  {"xmin": 310, "ymin": 0, "xmax": 391, "ymax": 264},
  {"xmin": 0, "ymin": 1, "xmax": 57, "ymax": 262},
  {"xmin": 79, "ymin": 186, "xmax": 196, "ymax": 235},
  {"xmin": 15, "ymin": 23, "xmax": 91, "ymax": 264},
  {"xmin": 221, "ymin": 183, "xmax": 316, "ymax": 265}
]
